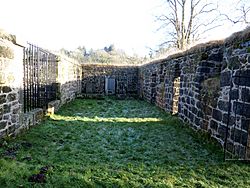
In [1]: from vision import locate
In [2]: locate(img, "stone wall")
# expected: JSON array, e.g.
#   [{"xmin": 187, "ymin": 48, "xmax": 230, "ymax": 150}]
[
  {"xmin": 139, "ymin": 28, "xmax": 250, "ymax": 159},
  {"xmin": 0, "ymin": 31, "xmax": 23, "ymax": 138},
  {"xmin": 0, "ymin": 29, "xmax": 83, "ymax": 140},
  {"xmin": 82, "ymin": 64, "xmax": 138, "ymax": 98},
  {"xmin": 57, "ymin": 56, "xmax": 82, "ymax": 105}
]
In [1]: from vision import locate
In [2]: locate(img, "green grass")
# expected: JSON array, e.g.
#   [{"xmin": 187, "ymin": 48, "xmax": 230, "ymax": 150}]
[{"xmin": 0, "ymin": 98, "xmax": 249, "ymax": 187}]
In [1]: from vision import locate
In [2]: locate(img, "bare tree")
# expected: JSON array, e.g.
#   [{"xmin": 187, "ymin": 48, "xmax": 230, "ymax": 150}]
[
  {"xmin": 156, "ymin": 0, "xmax": 220, "ymax": 50},
  {"xmin": 221, "ymin": 0, "xmax": 249, "ymax": 25}
]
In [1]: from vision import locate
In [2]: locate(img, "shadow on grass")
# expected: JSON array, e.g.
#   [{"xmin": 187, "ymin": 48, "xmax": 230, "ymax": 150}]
[{"xmin": 0, "ymin": 98, "xmax": 249, "ymax": 187}]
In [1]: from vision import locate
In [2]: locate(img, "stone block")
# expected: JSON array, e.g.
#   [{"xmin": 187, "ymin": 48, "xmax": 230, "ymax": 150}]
[
  {"xmin": 234, "ymin": 70, "xmax": 250, "ymax": 87},
  {"xmin": 191, "ymin": 106, "xmax": 198, "ymax": 115},
  {"xmin": 241, "ymin": 118, "xmax": 250, "ymax": 131},
  {"xmin": 197, "ymin": 110, "xmax": 204, "ymax": 118},
  {"xmin": 0, "ymin": 121, "xmax": 7, "ymax": 130},
  {"xmin": 208, "ymin": 52, "xmax": 223, "ymax": 62},
  {"xmin": 195, "ymin": 117, "xmax": 201, "ymax": 127},
  {"xmin": 3, "ymin": 104, "xmax": 11, "ymax": 113},
  {"xmin": 2, "ymin": 86, "xmax": 12, "ymax": 93},
  {"xmin": 7, "ymin": 93, "xmax": 17, "ymax": 102},
  {"xmin": 220, "ymin": 71, "xmax": 231, "ymax": 87},
  {"xmin": 210, "ymin": 119, "xmax": 218, "ymax": 130},
  {"xmin": 11, "ymin": 114, "xmax": 18, "ymax": 123},
  {"xmin": 230, "ymin": 89, "xmax": 239, "ymax": 100},
  {"xmin": 189, "ymin": 112, "xmax": 194, "ymax": 122},
  {"xmin": 3, "ymin": 115, "xmax": 9, "ymax": 120},
  {"xmin": 200, "ymin": 61, "xmax": 216, "ymax": 67},
  {"xmin": 241, "ymin": 88, "xmax": 250, "ymax": 103},
  {"xmin": 196, "ymin": 101, "xmax": 203, "ymax": 109},
  {"xmin": 184, "ymin": 109, "xmax": 188, "ymax": 116},
  {"xmin": 34, "ymin": 109, "xmax": 44, "ymax": 123},
  {"xmin": 47, "ymin": 100, "xmax": 61, "ymax": 115},
  {"xmin": 0, "ymin": 95, "xmax": 6, "ymax": 104},
  {"xmin": 197, "ymin": 67, "xmax": 211, "ymax": 73},
  {"xmin": 218, "ymin": 124, "xmax": 228, "ymax": 140},
  {"xmin": 191, "ymin": 98, "xmax": 195, "ymax": 105},
  {"xmin": 201, "ymin": 119, "xmax": 208, "ymax": 130},
  {"xmin": 233, "ymin": 101, "xmax": 250, "ymax": 118},
  {"xmin": 230, "ymin": 128, "xmax": 248, "ymax": 146},
  {"xmin": 212, "ymin": 108, "xmax": 222, "ymax": 121},
  {"xmin": 234, "ymin": 144, "xmax": 246, "ymax": 159},
  {"xmin": 222, "ymin": 114, "xmax": 235, "ymax": 127},
  {"xmin": 217, "ymin": 100, "xmax": 229, "ymax": 112},
  {"xmin": 12, "ymin": 106, "xmax": 20, "ymax": 114}
]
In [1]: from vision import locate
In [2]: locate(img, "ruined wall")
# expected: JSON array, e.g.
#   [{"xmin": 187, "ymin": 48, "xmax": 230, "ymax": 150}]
[
  {"xmin": 0, "ymin": 31, "xmax": 23, "ymax": 137},
  {"xmin": 139, "ymin": 28, "xmax": 250, "ymax": 159},
  {"xmin": 82, "ymin": 64, "xmax": 138, "ymax": 98}
]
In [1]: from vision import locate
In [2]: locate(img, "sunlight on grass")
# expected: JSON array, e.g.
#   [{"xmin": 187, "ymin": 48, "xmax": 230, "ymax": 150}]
[{"xmin": 50, "ymin": 114, "xmax": 164, "ymax": 123}]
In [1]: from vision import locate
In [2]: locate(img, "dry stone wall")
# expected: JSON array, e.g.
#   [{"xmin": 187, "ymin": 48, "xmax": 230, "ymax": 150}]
[
  {"xmin": 139, "ymin": 29, "xmax": 250, "ymax": 159},
  {"xmin": 0, "ymin": 32, "xmax": 23, "ymax": 138},
  {"xmin": 82, "ymin": 64, "xmax": 138, "ymax": 98},
  {"xmin": 57, "ymin": 56, "xmax": 82, "ymax": 105}
]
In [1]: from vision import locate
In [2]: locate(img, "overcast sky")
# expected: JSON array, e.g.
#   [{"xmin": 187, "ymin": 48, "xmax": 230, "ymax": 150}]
[{"xmin": 0, "ymin": 0, "xmax": 248, "ymax": 56}]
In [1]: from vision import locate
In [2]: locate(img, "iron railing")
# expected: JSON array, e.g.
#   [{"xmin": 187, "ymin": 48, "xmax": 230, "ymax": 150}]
[{"xmin": 23, "ymin": 43, "xmax": 58, "ymax": 113}]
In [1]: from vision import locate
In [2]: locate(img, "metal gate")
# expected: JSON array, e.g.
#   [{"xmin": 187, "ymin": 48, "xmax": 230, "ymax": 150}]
[
  {"xmin": 23, "ymin": 43, "xmax": 58, "ymax": 112},
  {"xmin": 224, "ymin": 71, "xmax": 250, "ymax": 161}
]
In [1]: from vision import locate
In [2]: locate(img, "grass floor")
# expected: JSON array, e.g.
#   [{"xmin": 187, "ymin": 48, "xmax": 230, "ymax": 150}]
[{"xmin": 0, "ymin": 98, "xmax": 249, "ymax": 187}]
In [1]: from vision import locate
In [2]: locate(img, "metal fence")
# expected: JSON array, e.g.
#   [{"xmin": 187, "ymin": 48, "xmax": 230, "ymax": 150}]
[{"xmin": 23, "ymin": 43, "xmax": 58, "ymax": 113}]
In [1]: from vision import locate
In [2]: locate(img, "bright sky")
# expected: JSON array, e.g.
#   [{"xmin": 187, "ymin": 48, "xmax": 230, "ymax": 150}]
[{"xmin": 0, "ymin": 0, "xmax": 248, "ymax": 56}]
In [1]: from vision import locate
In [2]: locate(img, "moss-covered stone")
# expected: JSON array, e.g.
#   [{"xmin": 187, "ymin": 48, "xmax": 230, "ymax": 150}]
[
  {"xmin": 201, "ymin": 76, "xmax": 220, "ymax": 107},
  {"xmin": 0, "ymin": 29, "xmax": 16, "ymax": 43},
  {"xmin": 228, "ymin": 56, "xmax": 241, "ymax": 70},
  {"xmin": 0, "ymin": 46, "xmax": 14, "ymax": 59},
  {"xmin": 200, "ymin": 52, "xmax": 208, "ymax": 60}
]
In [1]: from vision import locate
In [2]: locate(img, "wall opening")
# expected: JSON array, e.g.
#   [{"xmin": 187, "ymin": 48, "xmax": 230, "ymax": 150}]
[
  {"xmin": 172, "ymin": 77, "xmax": 180, "ymax": 115},
  {"xmin": 105, "ymin": 77, "xmax": 116, "ymax": 95}
]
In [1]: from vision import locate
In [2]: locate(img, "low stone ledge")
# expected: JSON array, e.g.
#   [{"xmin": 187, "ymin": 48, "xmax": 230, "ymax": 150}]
[
  {"xmin": 47, "ymin": 100, "xmax": 61, "ymax": 115},
  {"xmin": 16, "ymin": 108, "xmax": 44, "ymax": 134}
]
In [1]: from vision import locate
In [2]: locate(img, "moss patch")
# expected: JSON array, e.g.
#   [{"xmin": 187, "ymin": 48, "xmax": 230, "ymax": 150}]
[{"xmin": 201, "ymin": 76, "xmax": 220, "ymax": 106}]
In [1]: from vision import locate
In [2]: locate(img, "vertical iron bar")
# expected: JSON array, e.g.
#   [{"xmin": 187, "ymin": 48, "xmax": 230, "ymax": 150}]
[
  {"xmin": 29, "ymin": 44, "xmax": 32, "ymax": 112},
  {"xmin": 23, "ymin": 47, "xmax": 26, "ymax": 113},
  {"xmin": 37, "ymin": 49, "xmax": 40, "ymax": 108},
  {"xmin": 35, "ymin": 45, "xmax": 38, "ymax": 108},
  {"xmin": 31, "ymin": 44, "xmax": 35, "ymax": 110},
  {"xmin": 34, "ymin": 45, "xmax": 36, "ymax": 108}
]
